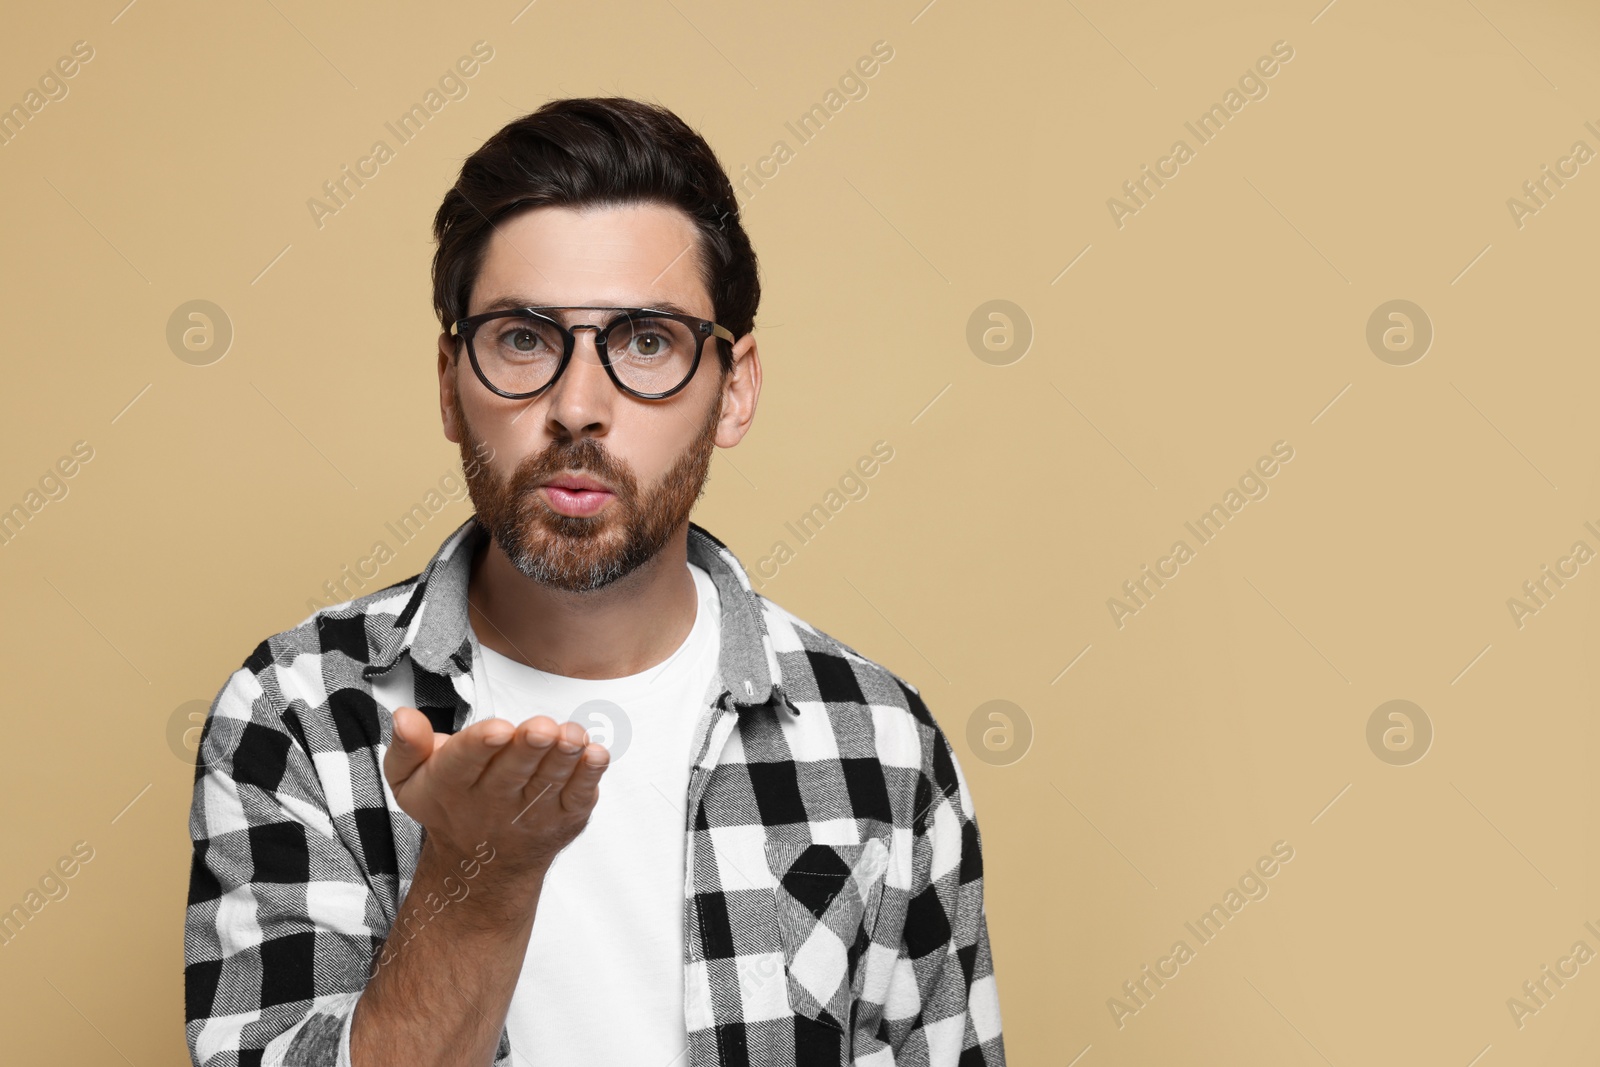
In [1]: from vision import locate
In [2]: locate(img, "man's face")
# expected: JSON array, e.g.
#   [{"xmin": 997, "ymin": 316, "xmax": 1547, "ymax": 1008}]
[{"xmin": 439, "ymin": 201, "xmax": 734, "ymax": 593}]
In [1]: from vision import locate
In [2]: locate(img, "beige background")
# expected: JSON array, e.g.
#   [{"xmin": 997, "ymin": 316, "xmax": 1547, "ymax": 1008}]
[{"xmin": 3, "ymin": 0, "xmax": 1598, "ymax": 1063}]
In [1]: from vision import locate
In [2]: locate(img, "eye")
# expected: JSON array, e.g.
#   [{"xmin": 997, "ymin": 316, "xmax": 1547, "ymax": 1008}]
[
  {"xmin": 609, "ymin": 316, "xmax": 690, "ymax": 362},
  {"xmin": 630, "ymin": 332, "xmax": 667, "ymax": 358},
  {"xmin": 507, "ymin": 328, "xmax": 542, "ymax": 352},
  {"xmin": 485, "ymin": 316, "xmax": 562, "ymax": 357}
]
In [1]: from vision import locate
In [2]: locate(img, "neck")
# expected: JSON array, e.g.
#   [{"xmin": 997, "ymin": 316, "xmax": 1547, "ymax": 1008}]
[{"xmin": 466, "ymin": 522, "xmax": 699, "ymax": 679}]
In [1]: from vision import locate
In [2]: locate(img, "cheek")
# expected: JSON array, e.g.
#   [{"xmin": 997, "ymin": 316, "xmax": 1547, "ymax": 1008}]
[
  {"xmin": 631, "ymin": 421, "xmax": 688, "ymax": 485},
  {"xmin": 635, "ymin": 404, "xmax": 715, "ymax": 489},
  {"xmin": 460, "ymin": 406, "xmax": 532, "ymax": 486}
]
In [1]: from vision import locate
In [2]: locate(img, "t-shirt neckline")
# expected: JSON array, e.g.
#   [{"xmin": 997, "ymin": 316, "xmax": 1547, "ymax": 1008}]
[{"xmin": 469, "ymin": 562, "xmax": 720, "ymax": 714}]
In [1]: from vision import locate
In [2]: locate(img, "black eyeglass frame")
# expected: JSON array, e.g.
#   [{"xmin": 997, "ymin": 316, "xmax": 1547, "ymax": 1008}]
[{"xmin": 450, "ymin": 305, "xmax": 737, "ymax": 401}]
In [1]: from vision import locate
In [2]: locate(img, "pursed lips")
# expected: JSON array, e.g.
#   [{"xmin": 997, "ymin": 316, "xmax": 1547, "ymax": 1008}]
[{"xmin": 537, "ymin": 473, "xmax": 616, "ymax": 515}]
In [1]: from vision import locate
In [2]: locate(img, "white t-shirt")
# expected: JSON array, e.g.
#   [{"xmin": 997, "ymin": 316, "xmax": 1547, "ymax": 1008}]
[{"xmin": 464, "ymin": 561, "xmax": 722, "ymax": 1067}]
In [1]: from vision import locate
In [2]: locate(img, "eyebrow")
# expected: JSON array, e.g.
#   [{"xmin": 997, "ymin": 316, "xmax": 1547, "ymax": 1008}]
[{"xmin": 476, "ymin": 297, "xmax": 702, "ymax": 320}]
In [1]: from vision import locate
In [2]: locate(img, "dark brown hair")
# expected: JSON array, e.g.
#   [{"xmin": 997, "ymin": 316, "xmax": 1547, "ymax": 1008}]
[{"xmin": 431, "ymin": 97, "xmax": 759, "ymax": 375}]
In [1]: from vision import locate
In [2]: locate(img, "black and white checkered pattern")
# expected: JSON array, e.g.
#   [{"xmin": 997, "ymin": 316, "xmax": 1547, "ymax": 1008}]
[{"xmin": 185, "ymin": 514, "xmax": 1005, "ymax": 1066}]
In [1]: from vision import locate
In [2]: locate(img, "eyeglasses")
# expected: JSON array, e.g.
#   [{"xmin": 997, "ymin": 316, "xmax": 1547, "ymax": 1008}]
[{"xmin": 451, "ymin": 305, "xmax": 737, "ymax": 401}]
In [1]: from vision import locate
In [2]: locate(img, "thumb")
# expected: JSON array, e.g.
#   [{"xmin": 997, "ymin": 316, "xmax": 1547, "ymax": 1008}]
[{"xmin": 385, "ymin": 706, "xmax": 434, "ymax": 787}]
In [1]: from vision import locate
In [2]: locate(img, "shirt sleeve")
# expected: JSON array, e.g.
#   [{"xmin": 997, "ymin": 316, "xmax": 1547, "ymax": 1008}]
[
  {"xmin": 183, "ymin": 657, "xmax": 379, "ymax": 1067},
  {"xmin": 874, "ymin": 717, "xmax": 1007, "ymax": 1066}
]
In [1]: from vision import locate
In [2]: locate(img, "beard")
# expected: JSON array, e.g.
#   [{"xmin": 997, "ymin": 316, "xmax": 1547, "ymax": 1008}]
[{"xmin": 454, "ymin": 386, "xmax": 721, "ymax": 593}]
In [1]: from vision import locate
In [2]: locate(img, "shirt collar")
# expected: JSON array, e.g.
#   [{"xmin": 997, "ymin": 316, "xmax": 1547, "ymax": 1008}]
[{"xmin": 360, "ymin": 515, "xmax": 799, "ymax": 715}]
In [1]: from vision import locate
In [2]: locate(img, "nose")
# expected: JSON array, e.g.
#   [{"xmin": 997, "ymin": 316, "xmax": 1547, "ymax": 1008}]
[{"xmin": 542, "ymin": 324, "xmax": 612, "ymax": 439}]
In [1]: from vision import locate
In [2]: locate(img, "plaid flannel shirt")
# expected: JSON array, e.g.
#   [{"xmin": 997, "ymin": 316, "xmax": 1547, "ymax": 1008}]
[{"xmin": 185, "ymin": 514, "xmax": 1005, "ymax": 1066}]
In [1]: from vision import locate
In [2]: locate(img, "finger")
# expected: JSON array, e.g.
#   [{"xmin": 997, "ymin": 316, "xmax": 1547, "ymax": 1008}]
[
  {"xmin": 478, "ymin": 715, "xmax": 562, "ymax": 793},
  {"xmin": 558, "ymin": 718, "xmax": 590, "ymax": 750},
  {"xmin": 522, "ymin": 720, "xmax": 591, "ymax": 796},
  {"xmin": 428, "ymin": 716, "xmax": 516, "ymax": 790},
  {"xmin": 559, "ymin": 743, "xmax": 609, "ymax": 812},
  {"xmin": 384, "ymin": 707, "xmax": 436, "ymax": 789}
]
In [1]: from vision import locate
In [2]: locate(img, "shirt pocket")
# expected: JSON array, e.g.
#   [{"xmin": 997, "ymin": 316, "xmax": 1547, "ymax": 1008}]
[{"xmin": 764, "ymin": 836, "xmax": 890, "ymax": 1034}]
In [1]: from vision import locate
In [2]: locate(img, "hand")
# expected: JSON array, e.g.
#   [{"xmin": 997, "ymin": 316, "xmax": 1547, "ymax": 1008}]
[{"xmin": 384, "ymin": 707, "xmax": 610, "ymax": 886}]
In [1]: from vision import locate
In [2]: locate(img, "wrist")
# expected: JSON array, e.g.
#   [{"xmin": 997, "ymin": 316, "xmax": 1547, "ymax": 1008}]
[
  {"xmin": 415, "ymin": 834, "xmax": 549, "ymax": 922},
  {"xmin": 418, "ymin": 832, "xmax": 504, "ymax": 881}
]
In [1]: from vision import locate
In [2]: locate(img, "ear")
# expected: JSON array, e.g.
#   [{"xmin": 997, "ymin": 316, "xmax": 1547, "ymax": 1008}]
[
  {"xmin": 438, "ymin": 330, "xmax": 463, "ymax": 445},
  {"xmin": 714, "ymin": 332, "xmax": 761, "ymax": 448}
]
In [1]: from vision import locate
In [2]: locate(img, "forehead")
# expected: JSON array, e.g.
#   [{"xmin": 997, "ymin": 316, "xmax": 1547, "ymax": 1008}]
[{"xmin": 469, "ymin": 201, "xmax": 710, "ymax": 317}]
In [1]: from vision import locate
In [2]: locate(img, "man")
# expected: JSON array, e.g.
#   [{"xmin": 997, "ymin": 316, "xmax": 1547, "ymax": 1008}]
[{"xmin": 185, "ymin": 96, "xmax": 1005, "ymax": 1067}]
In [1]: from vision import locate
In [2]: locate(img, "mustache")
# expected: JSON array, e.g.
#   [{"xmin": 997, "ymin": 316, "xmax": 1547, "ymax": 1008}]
[{"xmin": 509, "ymin": 438, "xmax": 635, "ymax": 497}]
